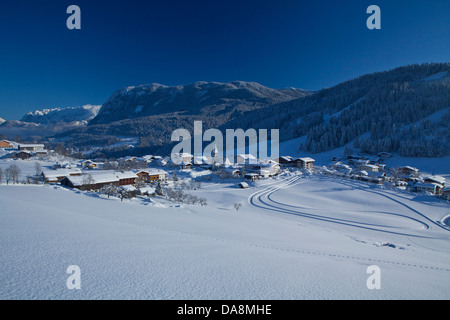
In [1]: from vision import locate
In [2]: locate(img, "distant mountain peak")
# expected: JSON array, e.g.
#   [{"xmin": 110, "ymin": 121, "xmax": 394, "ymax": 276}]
[{"xmin": 21, "ymin": 105, "xmax": 101, "ymax": 125}]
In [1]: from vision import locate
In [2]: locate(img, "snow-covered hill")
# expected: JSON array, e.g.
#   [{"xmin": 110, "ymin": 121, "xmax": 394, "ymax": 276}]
[
  {"xmin": 90, "ymin": 81, "xmax": 309, "ymax": 125},
  {"xmin": 0, "ymin": 117, "xmax": 5, "ymax": 125},
  {"xmin": 21, "ymin": 105, "xmax": 101, "ymax": 125},
  {"xmin": 0, "ymin": 105, "xmax": 101, "ymax": 138}
]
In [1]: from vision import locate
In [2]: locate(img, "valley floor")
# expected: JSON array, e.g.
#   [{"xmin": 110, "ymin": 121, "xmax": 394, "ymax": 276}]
[{"xmin": 1, "ymin": 173, "xmax": 449, "ymax": 299}]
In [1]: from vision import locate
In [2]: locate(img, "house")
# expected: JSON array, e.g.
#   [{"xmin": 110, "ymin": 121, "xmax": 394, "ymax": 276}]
[
  {"xmin": 35, "ymin": 150, "xmax": 48, "ymax": 157},
  {"xmin": 172, "ymin": 153, "xmax": 193, "ymax": 164},
  {"xmin": 222, "ymin": 167, "xmax": 241, "ymax": 178},
  {"xmin": 61, "ymin": 173, "xmax": 119, "ymax": 191},
  {"xmin": 180, "ymin": 161, "xmax": 192, "ymax": 170},
  {"xmin": 0, "ymin": 140, "xmax": 14, "ymax": 148},
  {"xmin": 423, "ymin": 176, "xmax": 446, "ymax": 187},
  {"xmin": 244, "ymin": 173, "xmax": 260, "ymax": 181},
  {"xmin": 243, "ymin": 161, "xmax": 280, "ymax": 178},
  {"xmin": 278, "ymin": 156, "xmax": 293, "ymax": 166},
  {"xmin": 398, "ymin": 166, "xmax": 419, "ymax": 176},
  {"xmin": 239, "ymin": 182, "xmax": 249, "ymax": 189},
  {"xmin": 12, "ymin": 151, "xmax": 31, "ymax": 160},
  {"xmin": 136, "ymin": 169, "xmax": 168, "ymax": 183},
  {"xmin": 441, "ymin": 188, "xmax": 450, "ymax": 201},
  {"xmin": 347, "ymin": 155, "xmax": 367, "ymax": 165},
  {"xmin": 114, "ymin": 171, "xmax": 138, "ymax": 186},
  {"xmin": 414, "ymin": 182, "xmax": 443, "ymax": 195},
  {"xmin": 357, "ymin": 164, "xmax": 379, "ymax": 172},
  {"xmin": 296, "ymin": 157, "xmax": 315, "ymax": 170},
  {"xmin": 18, "ymin": 144, "xmax": 45, "ymax": 152},
  {"xmin": 235, "ymin": 154, "xmax": 257, "ymax": 164},
  {"xmin": 42, "ymin": 168, "xmax": 82, "ymax": 183},
  {"xmin": 378, "ymin": 152, "xmax": 392, "ymax": 159}
]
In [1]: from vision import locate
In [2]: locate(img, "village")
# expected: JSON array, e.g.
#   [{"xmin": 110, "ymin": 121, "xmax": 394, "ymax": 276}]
[{"xmin": 0, "ymin": 139, "xmax": 449, "ymax": 203}]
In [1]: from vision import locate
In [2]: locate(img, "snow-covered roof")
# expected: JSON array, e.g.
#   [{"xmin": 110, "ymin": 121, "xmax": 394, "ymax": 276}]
[
  {"xmin": 65, "ymin": 171, "xmax": 137, "ymax": 186},
  {"xmin": 359, "ymin": 164, "xmax": 379, "ymax": 169},
  {"xmin": 42, "ymin": 168, "xmax": 82, "ymax": 179},
  {"xmin": 136, "ymin": 169, "xmax": 168, "ymax": 176},
  {"xmin": 299, "ymin": 157, "xmax": 315, "ymax": 162},
  {"xmin": 399, "ymin": 166, "xmax": 419, "ymax": 172},
  {"xmin": 66, "ymin": 173, "xmax": 119, "ymax": 187},
  {"xmin": 114, "ymin": 171, "xmax": 138, "ymax": 180},
  {"xmin": 237, "ymin": 154, "xmax": 257, "ymax": 160},
  {"xmin": 424, "ymin": 176, "xmax": 446, "ymax": 185},
  {"xmin": 120, "ymin": 185, "xmax": 137, "ymax": 192},
  {"xmin": 139, "ymin": 186, "xmax": 156, "ymax": 194}
]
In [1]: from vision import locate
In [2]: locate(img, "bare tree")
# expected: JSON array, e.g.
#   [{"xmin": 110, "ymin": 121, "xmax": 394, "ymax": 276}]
[
  {"xmin": 9, "ymin": 164, "xmax": 21, "ymax": 184},
  {"xmin": 389, "ymin": 167, "xmax": 401, "ymax": 185},
  {"xmin": 4, "ymin": 167, "xmax": 13, "ymax": 185},
  {"xmin": 100, "ymin": 184, "xmax": 118, "ymax": 198},
  {"xmin": 233, "ymin": 203, "xmax": 242, "ymax": 212},
  {"xmin": 34, "ymin": 162, "xmax": 42, "ymax": 181},
  {"xmin": 199, "ymin": 198, "xmax": 207, "ymax": 206}
]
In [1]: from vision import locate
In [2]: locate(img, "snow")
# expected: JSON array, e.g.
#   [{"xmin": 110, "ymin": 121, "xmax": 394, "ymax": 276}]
[
  {"xmin": 424, "ymin": 71, "xmax": 448, "ymax": 82},
  {"xmin": 1, "ymin": 171, "xmax": 449, "ymax": 299}
]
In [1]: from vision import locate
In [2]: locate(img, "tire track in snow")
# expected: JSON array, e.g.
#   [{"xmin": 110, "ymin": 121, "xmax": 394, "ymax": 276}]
[{"xmin": 249, "ymin": 175, "xmax": 431, "ymax": 237}]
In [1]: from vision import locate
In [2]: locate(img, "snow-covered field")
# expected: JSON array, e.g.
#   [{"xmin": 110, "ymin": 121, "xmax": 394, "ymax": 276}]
[{"xmin": 1, "ymin": 169, "xmax": 449, "ymax": 299}]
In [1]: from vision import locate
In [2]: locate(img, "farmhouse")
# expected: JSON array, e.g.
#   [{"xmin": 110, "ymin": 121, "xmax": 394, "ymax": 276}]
[
  {"xmin": 398, "ymin": 166, "xmax": 419, "ymax": 175},
  {"xmin": 42, "ymin": 168, "xmax": 82, "ymax": 183},
  {"xmin": 61, "ymin": 171, "xmax": 137, "ymax": 191},
  {"xmin": 413, "ymin": 182, "xmax": 443, "ymax": 195},
  {"xmin": 423, "ymin": 176, "xmax": 446, "ymax": 186},
  {"xmin": 222, "ymin": 167, "xmax": 241, "ymax": 178},
  {"xmin": 278, "ymin": 156, "xmax": 293, "ymax": 167},
  {"xmin": 114, "ymin": 171, "xmax": 138, "ymax": 186},
  {"xmin": 235, "ymin": 154, "xmax": 257, "ymax": 164},
  {"xmin": 296, "ymin": 157, "xmax": 315, "ymax": 170},
  {"xmin": 357, "ymin": 164, "xmax": 379, "ymax": 172},
  {"xmin": 244, "ymin": 161, "xmax": 280, "ymax": 178},
  {"xmin": 172, "ymin": 153, "xmax": 193, "ymax": 164},
  {"xmin": 12, "ymin": 151, "xmax": 31, "ymax": 160},
  {"xmin": 18, "ymin": 144, "xmax": 45, "ymax": 152},
  {"xmin": 0, "ymin": 140, "xmax": 14, "ymax": 148},
  {"xmin": 136, "ymin": 169, "xmax": 168, "ymax": 183}
]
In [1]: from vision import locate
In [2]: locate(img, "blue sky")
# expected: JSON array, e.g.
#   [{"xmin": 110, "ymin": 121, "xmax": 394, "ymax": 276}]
[{"xmin": 0, "ymin": 0, "xmax": 449, "ymax": 120}]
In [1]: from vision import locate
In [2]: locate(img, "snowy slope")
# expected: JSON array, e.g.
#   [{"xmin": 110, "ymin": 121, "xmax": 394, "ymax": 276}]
[
  {"xmin": 21, "ymin": 105, "xmax": 101, "ymax": 125},
  {"xmin": 1, "ymin": 172, "xmax": 449, "ymax": 299}
]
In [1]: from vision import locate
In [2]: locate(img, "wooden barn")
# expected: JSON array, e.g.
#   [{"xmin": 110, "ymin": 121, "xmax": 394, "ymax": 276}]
[
  {"xmin": 61, "ymin": 171, "xmax": 137, "ymax": 191},
  {"xmin": 42, "ymin": 168, "xmax": 82, "ymax": 183}
]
